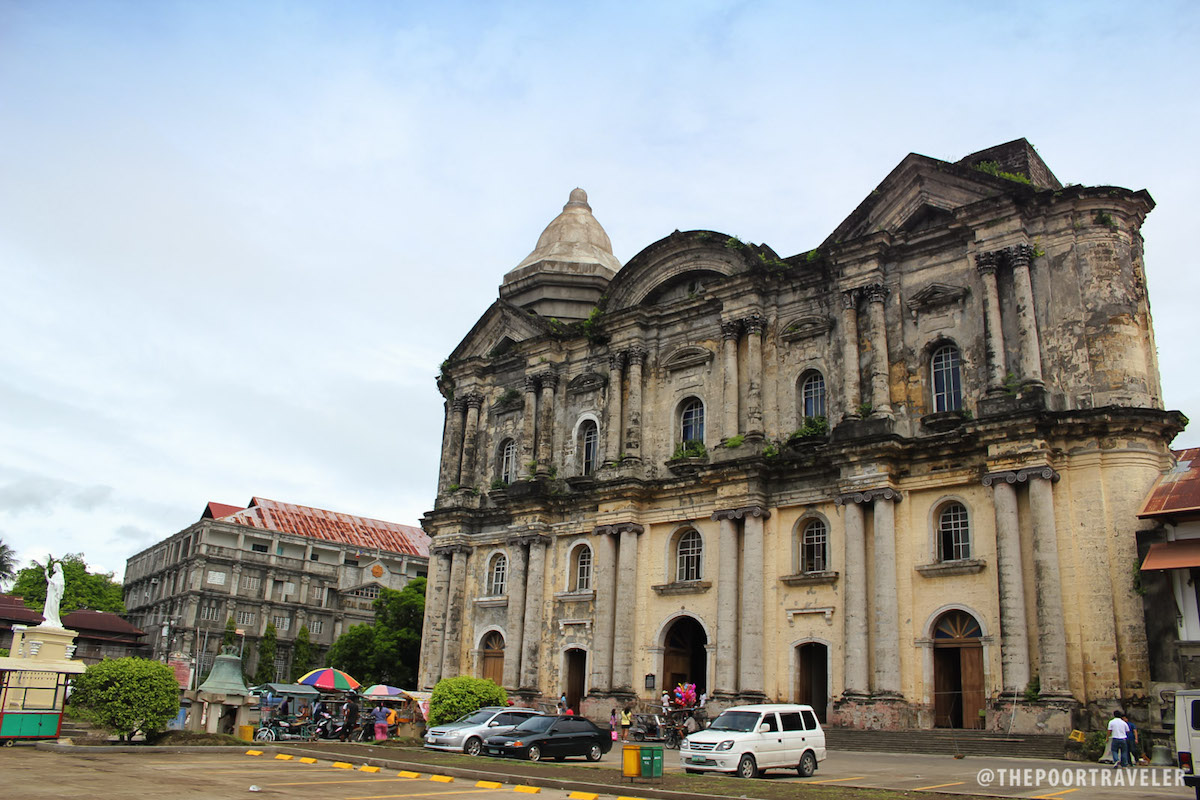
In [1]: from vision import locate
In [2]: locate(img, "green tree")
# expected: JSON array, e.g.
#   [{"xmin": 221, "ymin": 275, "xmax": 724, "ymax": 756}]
[
  {"xmin": 222, "ymin": 615, "xmax": 237, "ymax": 648},
  {"xmin": 68, "ymin": 657, "xmax": 180, "ymax": 741},
  {"xmin": 427, "ymin": 676, "xmax": 507, "ymax": 726},
  {"xmin": 0, "ymin": 538, "xmax": 16, "ymax": 587},
  {"xmin": 253, "ymin": 622, "xmax": 278, "ymax": 685},
  {"xmin": 325, "ymin": 578, "xmax": 425, "ymax": 687},
  {"xmin": 290, "ymin": 625, "xmax": 315, "ymax": 682},
  {"xmin": 10, "ymin": 553, "xmax": 124, "ymax": 614},
  {"xmin": 326, "ymin": 623, "xmax": 376, "ymax": 682}
]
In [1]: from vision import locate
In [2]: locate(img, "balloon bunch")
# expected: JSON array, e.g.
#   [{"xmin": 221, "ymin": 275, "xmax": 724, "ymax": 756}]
[{"xmin": 673, "ymin": 683, "xmax": 698, "ymax": 707}]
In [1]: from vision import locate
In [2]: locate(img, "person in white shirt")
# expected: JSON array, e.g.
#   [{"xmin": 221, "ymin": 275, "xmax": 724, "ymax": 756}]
[{"xmin": 1107, "ymin": 709, "xmax": 1130, "ymax": 768}]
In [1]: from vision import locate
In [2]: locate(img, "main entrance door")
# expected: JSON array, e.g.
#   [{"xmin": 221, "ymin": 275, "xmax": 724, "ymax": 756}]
[
  {"xmin": 663, "ymin": 616, "xmax": 708, "ymax": 695},
  {"xmin": 795, "ymin": 642, "xmax": 829, "ymax": 722},
  {"xmin": 564, "ymin": 649, "xmax": 587, "ymax": 713},
  {"xmin": 481, "ymin": 631, "xmax": 505, "ymax": 685},
  {"xmin": 932, "ymin": 610, "xmax": 984, "ymax": 729}
]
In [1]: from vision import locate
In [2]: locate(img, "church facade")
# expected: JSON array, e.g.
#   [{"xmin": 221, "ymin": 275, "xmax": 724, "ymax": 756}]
[{"xmin": 418, "ymin": 140, "xmax": 1185, "ymax": 732}]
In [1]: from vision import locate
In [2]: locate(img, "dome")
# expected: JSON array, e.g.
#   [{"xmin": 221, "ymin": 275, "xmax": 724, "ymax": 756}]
[{"xmin": 509, "ymin": 189, "xmax": 621, "ymax": 275}]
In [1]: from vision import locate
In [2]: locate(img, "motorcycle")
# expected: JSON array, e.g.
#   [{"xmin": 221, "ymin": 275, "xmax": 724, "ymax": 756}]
[
  {"xmin": 313, "ymin": 710, "xmax": 341, "ymax": 740},
  {"xmin": 253, "ymin": 716, "xmax": 315, "ymax": 742}
]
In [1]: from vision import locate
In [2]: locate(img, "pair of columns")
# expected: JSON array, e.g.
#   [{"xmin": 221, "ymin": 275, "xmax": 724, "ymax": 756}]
[
  {"xmin": 836, "ymin": 488, "xmax": 903, "ymax": 696},
  {"xmin": 711, "ymin": 506, "xmax": 769, "ymax": 698},
  {"xmin": 501, "ymin": 535, "xmax": 550, "ymax": 689},
  {"xmin": 983, "ymin": 466, "xmax": 1069, "ymax": 695},
  {"xmin": 604, "ymin": 348, "xmax": 646, "ymax": 463},
  {"xmin": 439, "ymin": 393, "xmax": 484, "ymax": 489},
  {"xmin": 975, "ymin": 244, "xmax": 1044, "ymax": 391},
  {"xmin": 839, "ymin": 284, "xmax": 892, "ymax": 419},
  {"xmin": 522, "ymin": 374, "xmax": 558, "ymax": 477},
  {"xmin": 589, "ymin": 523, "xmax": 643, "ymax": 693},
  {"xmin": 720, "ymin": 316, "xmax": 766, "ymax": 439}
]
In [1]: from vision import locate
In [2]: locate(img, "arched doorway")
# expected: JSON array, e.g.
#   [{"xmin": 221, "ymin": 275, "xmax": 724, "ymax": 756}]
[
  {"xmin": 795, "ymin": 643, "xmax": 828, "ymax": 722},
  {"xmin": 932, "ymin": 610, "xmax": 984, "ymax": 729},
  {"xmin": 564, "ymin": 649, "xmax": 587, "ymax": 713},
  {"xmin": 663, "ymin": 616, "xmax": 707, "ymax": 695},
  {"xmin": 480, "ymin": 631, "xmax": 505, "ymax": 685}
]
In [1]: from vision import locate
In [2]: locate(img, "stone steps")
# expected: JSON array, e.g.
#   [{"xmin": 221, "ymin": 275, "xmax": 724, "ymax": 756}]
[{"xmin": 823, "ymin": 727, "xmax": 1066, "ymax": 760}]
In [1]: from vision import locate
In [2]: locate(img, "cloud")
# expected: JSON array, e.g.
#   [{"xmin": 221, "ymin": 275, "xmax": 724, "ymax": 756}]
[{"xmin": 0, "ymin": 474, "xmax": 114, "ymax": 515}]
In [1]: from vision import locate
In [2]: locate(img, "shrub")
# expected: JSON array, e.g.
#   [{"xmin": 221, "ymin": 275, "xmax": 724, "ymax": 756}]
[
  {"xmin": 1082, "ymin": 730, "xmax": 1108, "ymax": 762},
  {"xmin": 69, "ymin": 657, "xmax": 181, "ymax": 741},
  {"xmin": 427, "ymin": 676, "xmax": 507, "ymax": 727},
  {"xmin": 672, "ymin": 439, "xmax": 707, "ymax": 459}
]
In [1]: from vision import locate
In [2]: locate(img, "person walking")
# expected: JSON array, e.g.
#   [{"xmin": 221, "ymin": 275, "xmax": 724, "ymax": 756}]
[
  {"xmin": 372, "ymin": 703, "xmax": 389, "ymax": 741},
  {"xmin": 1122, "ymin": 711, "xmax": 1141, "ymax": 765},
  {"xmin": 1107, "ymin": 709, "xmax": 1130, "ymax": 768},
  {"xmin": 620, "ymin": 706, "xmax": 632, "ymax": 741},
  {"xmin": 340, "ymin": 693, "xmax": 360, "ymax": 741}
]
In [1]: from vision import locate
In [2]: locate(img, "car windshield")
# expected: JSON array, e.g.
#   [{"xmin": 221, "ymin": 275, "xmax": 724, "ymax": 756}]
[
  {"xmin": 708, "ymin": 711, "xmax": 761, "ymax": 732},
  {"xmin": 454, "ymin": 711, "xmax": 495, "ymax": 725},
  {"xmin": 513, "ymin": 716, "xmax": 556, "ymax": 732}
]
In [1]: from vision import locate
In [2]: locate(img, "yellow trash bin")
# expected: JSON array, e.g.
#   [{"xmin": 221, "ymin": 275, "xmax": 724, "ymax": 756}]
[
  {"xmin": 622, "ymin": 744, "xmax": 642, "ymax": 777},
  {"xmin": 237, "ymin": 725, "xmax": 255, "ymax": 742}
]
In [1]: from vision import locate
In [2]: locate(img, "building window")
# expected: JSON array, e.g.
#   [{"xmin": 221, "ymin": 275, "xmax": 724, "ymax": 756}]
[
  {"xmin": 680, "ymin": 398, "xmax": 705, "ymax": 444},
  {"xmin": 487, "ymin": 554, "xmax": 508, "ymax": 596},
  {"xmin": 800, "ymin": 519, "xmax": 828, "ymax": 573},
  {"xmin": 237, "ymin": 611, "xmax": 255, "ymax": 626},
  {"xmin": 272, "ymin": 615, "xmax": 291, "ymax": 631},
  {"xmin": 250, "ymin": 542, "xmax": 269, "ymax": 553},
  {"xmin": 931, "ymin": 344, "xmax": 963, "ymax": 412},
  {"xmin": 310, "ymin": 619, "xmax": 324, "ymax": 635},
  {"xmin": 347, "ymin": 585, "xmax": 381, "ymax": 599},
  {"xmin": 242, "ymin": 575, "xmax": 262, "ymax": 592},
  {"xmin": 283, "ymin": 582, "xmax": 296, "ymax": 595},
  {"xmin": 800, "ymin": 370, "xmax": 827, "ymax": 420},
  {"xmin": 579, "ymin": 421, "xmax": 599, "ymax": 475},
  {"xmin": 570, "ymin": 545, "xmax": 593, "ymax": 592},
  {"xmin": 200, "ymin": 604, "xmax": 221, "ymax": 622},
  {"xmin": 273, "ymin": 655, "xmax": 287, "ymax": 682},
  {"xmin": 676, "ymin": 530, "xmax": 703, "ymax": 582},
  {"xmin": 937, "ymin": 502, "xmax": 971, "ymax": 561},
  {"xmin": 499, "ymin": 439, "xmax": 518, "ymax": 484}
]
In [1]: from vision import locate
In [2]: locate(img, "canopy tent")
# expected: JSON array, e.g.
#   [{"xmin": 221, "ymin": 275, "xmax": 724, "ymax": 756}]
[{"xmin": 251, "ymin": 682, "xmax": 320, "ymax": 698}]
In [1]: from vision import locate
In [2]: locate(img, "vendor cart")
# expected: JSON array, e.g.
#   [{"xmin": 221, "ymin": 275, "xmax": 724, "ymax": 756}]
[{"xmin": 0, "ymin": 667, "xmax": 76, "ymax": 746}]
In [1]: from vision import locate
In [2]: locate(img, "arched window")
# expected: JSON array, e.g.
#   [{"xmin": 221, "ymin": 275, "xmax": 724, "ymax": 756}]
[
  {"xmin": 680, "ymin": 398, "xmax": 705, "ymax": 444},
  {"xmin": 937, "ymin": 502, "xmax": 970, "ymax": 561},
  {"xmin": 579, "ymin": 421, "xmax": 598, "ymax": 476},
  {"xmin": 487, "ymin": 553, "xmax": 508, "ymax": 596},
  {"xmin": 800, "ymin": 519, "xmax": 828, "ymax": 573},
  {"xmin": 569, "ymin": 544, "xmax": 593, "ymax": 591},
  {"xmin": 800, "ymin": 371, "xmax": 827, "ymax": 420},
  {"xmin": 498, "ymin": 439, "xmax": 518, "ymax": 485},
  {"xmin": 931, "ymin": 344, "xmax": 963, "ymax": 412},
  {"xmin": 676, "ymin": 530, "xmax": 703, "ymax": 582}
]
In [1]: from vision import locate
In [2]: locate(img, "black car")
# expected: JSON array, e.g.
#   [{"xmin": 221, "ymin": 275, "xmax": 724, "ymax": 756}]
[{"xmin": 483, "ymin": 715, "xmax": 613, "ymax": 762}]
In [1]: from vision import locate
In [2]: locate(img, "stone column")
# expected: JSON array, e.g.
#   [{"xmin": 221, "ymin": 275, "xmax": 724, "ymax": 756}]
[
  {"xmin": 975, "ymin": 251, "xmax": 1008, "ymax": 393},
  {"xmin": 522, "ymin": 376, "xmax": 538, "ymax": 465},
  {"xmin": 502, "ymin": 539, "xmax": 529, "ymax": 690},
  {"xmin": 536, "ymin": 375, "xmax": 557, "ymax": 476},
  {"xmin": 590, "ymin": 529, "xmax": 619, "ymax": 693},
  {"xmin": 439, "ymin": 399, "xmax": 466, "ymax": 491},
  {"xmin": 864, "ymin": 284, "xmax": 893, "ymax": 417},
  {"xmin": 230, "ymin": 564, "xmax": 242, "ymax": 598},
  {"xmin": 440, "ymin": 546, "xmax": 469, "ymax": 679},
  {"xmin": 738, "ymin": 507, "xmax": 768, "ymax": 696},
  {"xmin": 982, "ymin": 473, "xmax": 1030, "ymax": 693},
  {"xmin": 743, "ymin": 315, "xmax": 765, "ymax": 436},
  {"xmin": 605, "ymin": 353, "xmax": 625, "ymax": 464},
  {"xmin": 711, "ymin": 513, "xmax": 740, "ymax": 695},
  {"xmin": 839, "ymin": 498, "xmax": 869, "ymax": 695},
  {"xmin": 624, "ymin": 347, "xmax": 646, "ymax": 459},
  {"xmin": 457, "ymin": 395, "xmax": 483, "ymax": 487},
  {"xmin": 611, "ymin": 524, "xmax": 643, "ymax": 691},
  {"xmin": 419, "ymin": 550, "xmax": 451, "ymax": 688},
  {"xmin": 871, "ymin": 491, "xmax": 902, "ymax": 695},
  {"xmin": 1006, "ymin": 244, "xmax": 1044, "ymax": 387},
  {"xmin": 519, "ymin": 538, "xmax": 549, "ymax": 689},
  {"xmin": 840, "ymin": 290, "xmax": 862, "ymax": 417},
  {"xmin": 721, "ymin": 320, "xmax": 741, "ymax": 438},
  {"xmin": 1028, "ymin": 468, "xmax": 1069, "ymax": 694}
]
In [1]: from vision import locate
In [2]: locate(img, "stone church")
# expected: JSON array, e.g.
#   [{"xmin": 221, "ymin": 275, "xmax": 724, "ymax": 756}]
[{"xmin": 418, "ymin": 139, "xmax": 1185, "ymax": 732}]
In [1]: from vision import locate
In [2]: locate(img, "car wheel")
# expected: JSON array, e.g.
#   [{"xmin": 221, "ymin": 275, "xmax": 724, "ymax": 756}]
[
  {"xmin": 633, "ymin": 732, "xmax": 645, "ymax": 742},
  {"xmin": 736, "ymin": 754, "xmax": 758, "ymax": 779},
  {"xmin": 527, "ymin": 744, "xmax": 542, "ymax": 762},
  {"xmin": 797, "ymin": 751, "xmax": 817, "ymax": 778},
  {"xmin": 465, "ymin": 737, "xmax": 482, "ymax": 757},
  {"xmin": 1, "ymin": 740, "xmax": 13, "ymax": 748},
  {"xmin": 254, "ymin": 728, "xmax": 275, "ymax": 742},
  {"xmin": 586, "ymin": 743, "xmax": 603, "ymax": 762}
]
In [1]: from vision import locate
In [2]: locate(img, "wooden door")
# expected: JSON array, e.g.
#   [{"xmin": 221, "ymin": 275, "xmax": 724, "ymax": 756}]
[
  {"xmin": 481, "ymin": 631, "xmax": 505, "ymax": 685},
  {"xmin": 565, "ymin": 649, "xmax": 586, "ymax": 713},
  {"xmin": 933, "ymin": 647, "xmax": 960, "ymax": 727},
  {"xmin": 796, "ymin": 643, "xmax": 829, "ymax": 722},
  {"xmin": 960, "ymin": 645, "xmax": 985, "ymax": 729}
]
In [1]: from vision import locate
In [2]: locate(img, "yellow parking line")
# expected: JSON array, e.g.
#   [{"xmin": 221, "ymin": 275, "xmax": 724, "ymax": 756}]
[
  {"xmin": 1033, "ymin": 790, "xmax": 1078, "ymax": 799},
  {"xmin": 805, "ymin": 776, "xmax": 866, "ymax": 784},
  {"xmin": 914, "ymin": 782, "xmax": 966, "ymax": 791},
  {"xmin": 343, "ymin": 791, "xmax": 496, "ymax": 800}
]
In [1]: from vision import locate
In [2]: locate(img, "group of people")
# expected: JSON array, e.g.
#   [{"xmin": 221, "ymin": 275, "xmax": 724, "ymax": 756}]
[{"xmin": 1106, "ymin": 709, "xmax": 1144, "ymax": 767}]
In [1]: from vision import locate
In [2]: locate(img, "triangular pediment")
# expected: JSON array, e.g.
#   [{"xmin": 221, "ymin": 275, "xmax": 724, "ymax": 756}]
[
  {"xmin": 906, "ymin": 282, "xmax": 969, "ymax": 315},
  {"xmin": 447, "ymin": 300, "xmax": 549, "ymax": 362}
]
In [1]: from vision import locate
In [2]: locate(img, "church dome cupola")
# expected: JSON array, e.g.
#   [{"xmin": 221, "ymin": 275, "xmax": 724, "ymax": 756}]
[{"xmin": 499, "ymin": 188, "xmax": 620, "ymax": 321}]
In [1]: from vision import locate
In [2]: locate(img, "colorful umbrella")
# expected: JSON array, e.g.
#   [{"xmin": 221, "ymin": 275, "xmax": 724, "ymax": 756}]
[
  {"xmin": 361, "ymin": 684, "xmax": 403, "ymax": 699},
  {"xmin": 296, "ymin": 668, "xmax": 361, "ymax": 691}
]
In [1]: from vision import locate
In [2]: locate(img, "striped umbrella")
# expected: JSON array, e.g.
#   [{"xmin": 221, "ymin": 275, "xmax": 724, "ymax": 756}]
[
  {"xmin": 361, "ymin": 684, "xmax": 403, "ymax": 699},
  {"xmin": 296, "ymin": 668, "xmax": 361, "ymax": 692}
]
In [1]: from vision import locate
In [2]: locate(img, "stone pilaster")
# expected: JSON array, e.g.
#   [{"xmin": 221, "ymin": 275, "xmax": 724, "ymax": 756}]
[
  {"xmin": 520, "ymin": 537, "xmax": 549, "ymax": 689},
  {"xmin": 975, "ymin": 251, "xmax": 1008, "ymax": 393},
  {"xmin": 419, "ymin": 549, "xmax": 452, "ymax": 688},
  {"xmin": 1006, "ymin": 244, "xmax": 1044, "ymax": 387},
  {"xmin": 837, "ymin": 495, "xmax": 868, "ymax": 695},
  {"xmin": 502, "ymin": 538, "xmax": 529, "ymax": 690},
  {"xmin": 535, "ymin": 374, "xmax": 558, "ymax": 476},
  {"xmin": 522, "ymin": 376, "xmax": 538, "ymax": 463},
  {"xmin": 721, "ymin": 320, "xmax": 741, "ymax": 438},
  {"xmin": 624, "ymin": 347, "xmax": 645, "ymax": 459},
  {"xmin": 742, "ymin": 315, "xmax": 765, "ymax": 435},
  {"xmin": 589, "ymin": 528, "xmax": 619, "ymax": 693},
  {"xmin": 737, "ymin": 507, "xmax": 768, "ymax": 697},
  {"xmin": 1028, "ymin": 468, "xmax": 1069, "ymax": 694},
  {"xmin": 605, "ymin": 352, "xmax": 625, "ymax": 464},
  {"xmin": 610, "ymin": 524, "xmax": 643, "ymax": 691},
  {"xmin": 870, "ymin": 491, "xmax": 902, "ymax": 695},
  {"xmin": 440, "ymin": 546, "xmax": 470, "ymax": 680},
  {"xmin": 712, "ymin": 513, "xmax": 740, "ymax": 695},
  {"xmin": 863, "ymin": 284, "xmax": 893, "ymax": 417},
  {"xmin": 230, "ymin": 564, "xmax": 242, "ymax": 599},
  {"xmin": 982, "ymin": 472, "xmax": 1031, "ymax": 693},
  {"xmin": 457, "ymin": 394, "xmax": 483, "ymax": 486},
  {"xmin": 440, "ymin": 399, "xmax": 466, "ymax": 491},
  {"xmin": 840, "ymin": 290, "xmax": 862, "ymax": 417}
]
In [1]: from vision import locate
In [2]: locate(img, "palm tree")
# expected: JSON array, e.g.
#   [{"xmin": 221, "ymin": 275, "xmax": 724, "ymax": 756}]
[{"xmin": 0, "ymin": 539, "xmax": 16, "ymax": 588}]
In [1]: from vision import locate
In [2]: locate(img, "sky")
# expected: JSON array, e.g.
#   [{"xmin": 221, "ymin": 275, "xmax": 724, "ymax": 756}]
[{"xmin": 2, "ymin": 1, "xmax": 1198, "ymax": 582}]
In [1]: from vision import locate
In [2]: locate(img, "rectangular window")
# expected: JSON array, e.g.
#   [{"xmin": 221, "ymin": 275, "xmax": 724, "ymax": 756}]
[
  {"xmin": 206, "ymin": 570, "xmax": 226, "ymax": 586},
  {"xmin": 801, "ymin": 709, "xmax": 818, "ymax": 731},
  {"xmin": 272, "ymin": 615, "xmax": 290, "ymax": 631},
  {"xmin": 273, "ymin": 656, "xmax": 287, "ymax": 683},
  {"xmin": 311, "ymin": 619, "xmax": 324, "ymax": 634},
  {"xmin": 242, "ymin": 576, "xmax": 262, "ymax": 591},
  {"xmin": 250, "ymin": 542, "xmax": 269, "ymax": 553},
  {"xmin": 200, "ymin": 605, "xmax": 221, "ymax": 622},
  {"xmin": 283, "ymin": 582, "xmax": 296, "ymax": 595},
  {"xmin": 779, "ymin": 712, "xmax": 805, "ymax": 731},
  {"xmin": 309, "ymin": 552, "xmax": 319, "ymax": 561},
  {"xmin": 237, "ymin": 611, "xmax": 255, "ymax": 626}
]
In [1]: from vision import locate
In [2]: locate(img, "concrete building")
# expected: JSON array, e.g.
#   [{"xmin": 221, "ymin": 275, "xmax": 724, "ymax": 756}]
[
  {"xmin": 125, "ymin": 497, "xmax": 429, "ymax": 682},
  {"xmin": 419, "ymin": 140, "xmax": 1186, "ymax": 733}
]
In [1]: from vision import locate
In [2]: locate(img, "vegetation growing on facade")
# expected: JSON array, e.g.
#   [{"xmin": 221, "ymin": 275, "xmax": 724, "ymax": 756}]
[
  {"xmin": 723, "ymin": 434, "xmax": 745, "ymax": 448},
  {"xmin": 672, "ymin": 439, "xmax": 707, "ymax": 460},
  {"xmin": 1094, "ymin": 211, "xmax": 1118, "ymax": 231},
  {"xmin": 790, "ymin": 416, "xmax": 829, "ymax": 440},
  {"xmin": 972, "ymin": 160, "xmax": 1032, "ymax": 185}
]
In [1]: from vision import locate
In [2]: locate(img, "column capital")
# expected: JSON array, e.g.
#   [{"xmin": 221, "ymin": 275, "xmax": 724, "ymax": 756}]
[
  {"xmin": 524, "ymin": 375, "xmax": 539, "ymax": 392},
  {"xmin": 1004, "ymin": 243, "xmax": 1034, "ymax": 270},
  {"xmin": 593, "ymin": 522, "xmax": 645, "ymax": 536},
  {"xmin": 835, "ymin": 487, "xmax": 903, "ymax": 506},
  {"xmin": 506, "ymin": 532, "xmax": 551, "ymax": 547},
  {"xmin": 741, "ymin": 314, "xmax": 766, "ymax": 335},
  {"xmin": 721, "ymin": 319, "xmax": 742, "ymax": 340},
  {"xmin": 465, "ymin": 392, "xmax": 485, "ymax": 408},
  {"xmin": 863, "ymin": 282, "xmax": 889, "ymax": 304},
  {"xmin": 430, "ymin": 544, "xmax": 472, "ymax": 557},
  {"xmin": 451, "ymin": 397, "xmax": 468, "ymax": 412},
  {"xmin": 626, "ymin": 345, "xmax": 647, "ymax": 365},
  {"xmin": 975, "ymin": 250, "xmax": 1001, "ymax": 275},
  {"xmin": 609, "ymin": 351, "xmax": 627, "ymax": 371},
  {"xmin": 982, "ymin": 465, "xmax": 1060, "ymax": 486},
  {"xmin": 840, "ymin": 288, "xmax": 861, "ymax": 309},
  {"xmin": 711, "ymin": 505, "xmax": 771, "ymax": 521},
  {"xmin": 535, "ymin": 372, "xmax": 558, "ymax": 390}
]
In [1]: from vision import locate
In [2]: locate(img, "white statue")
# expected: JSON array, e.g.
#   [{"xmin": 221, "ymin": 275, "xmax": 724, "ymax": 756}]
[{"xmin": 39, "ymin": 560, "xmax": 65, "ymax": 628}]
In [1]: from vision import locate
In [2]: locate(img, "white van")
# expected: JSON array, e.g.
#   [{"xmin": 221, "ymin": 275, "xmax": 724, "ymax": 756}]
[
  {"xmin": 679, "ymin": 703, "xmax": 826, "ymax": 778},
  {"xmin": 1175, "ymin": 689, "xmax": 1200, "ymax": 795}
]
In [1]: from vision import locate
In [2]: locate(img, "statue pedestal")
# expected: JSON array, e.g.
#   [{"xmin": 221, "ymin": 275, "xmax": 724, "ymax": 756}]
[{"xmin": 8, "ymin": 624, "xmax": 81, "ymax": 666}]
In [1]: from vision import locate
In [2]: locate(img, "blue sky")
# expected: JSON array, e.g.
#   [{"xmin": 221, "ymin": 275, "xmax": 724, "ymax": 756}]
[{"xmin": 2, "ymin": 0, "xmax": 1198, "ymax": 579}]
